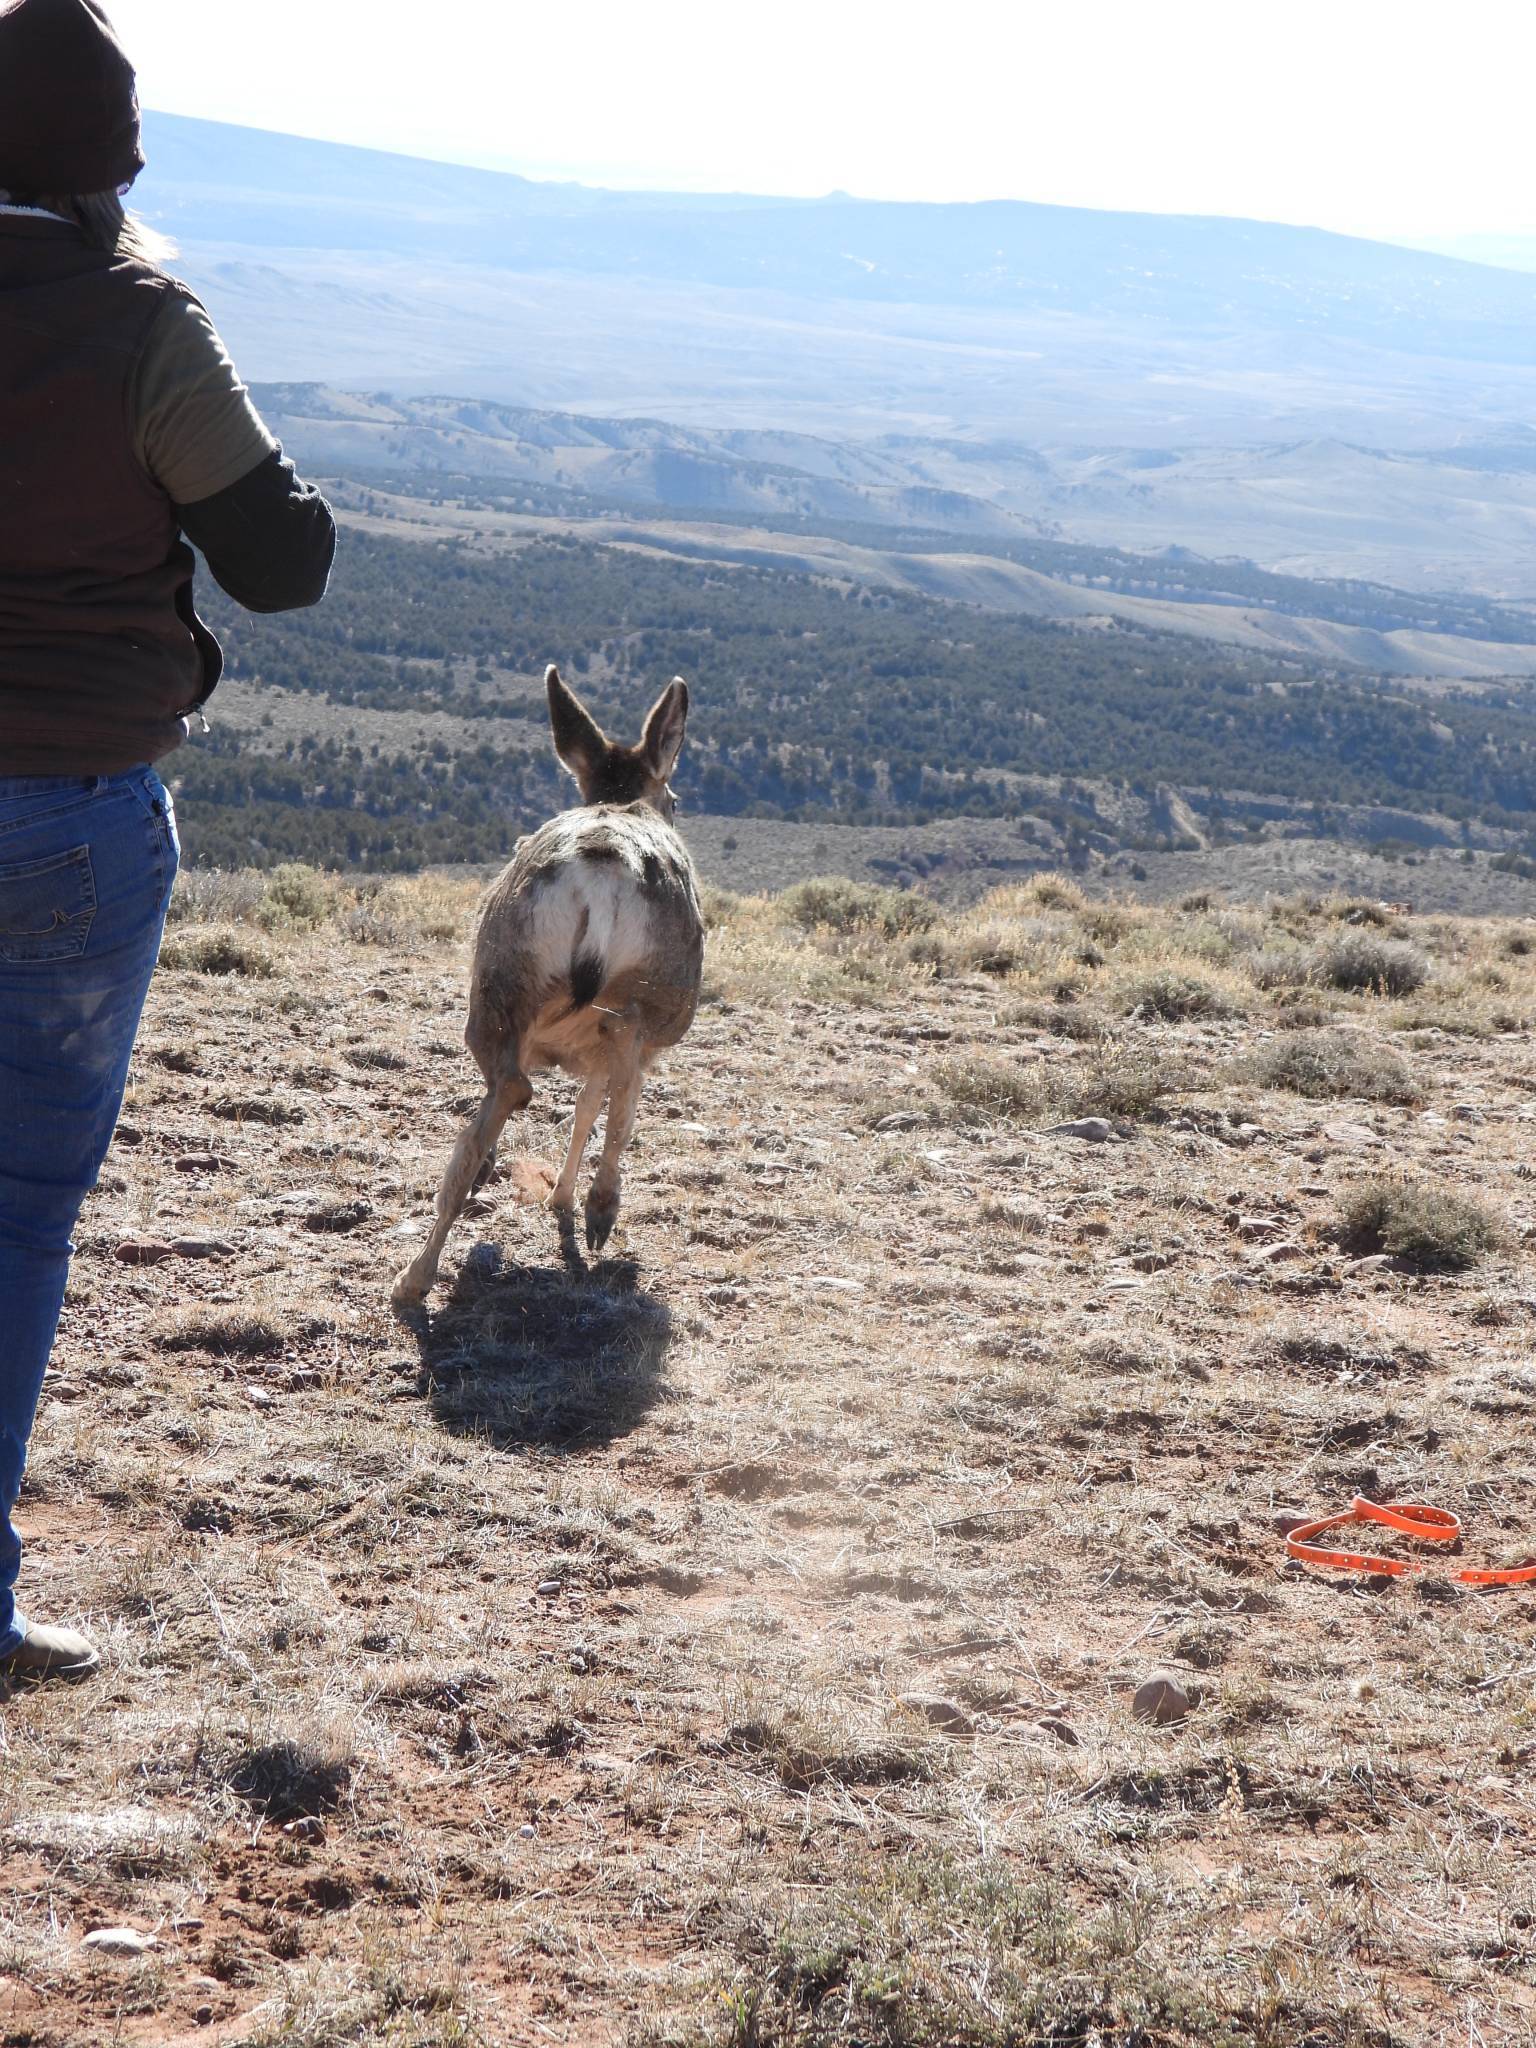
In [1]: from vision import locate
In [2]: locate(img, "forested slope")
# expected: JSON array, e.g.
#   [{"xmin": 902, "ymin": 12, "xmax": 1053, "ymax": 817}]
[{"xmin": 176, "ymin": 525, "xmax": 1536, "ymax": 870}]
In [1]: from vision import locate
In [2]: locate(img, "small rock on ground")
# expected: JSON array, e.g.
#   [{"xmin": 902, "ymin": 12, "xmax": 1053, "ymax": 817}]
[
  {"xmin": 897, "ymin": 1692, "xmax": 976, "ymax": 1735},
  {"xmin": 1048, "ymin": 1117, "xmax": 1125, "ymax": 1144},
  {"xmin": 82, "ymin": 1928, "xmax": 156, "ymax": 1956},
  {"xmin": 1133, "ymin": 1674, "xmax": 1192, "ymax": 1725}
]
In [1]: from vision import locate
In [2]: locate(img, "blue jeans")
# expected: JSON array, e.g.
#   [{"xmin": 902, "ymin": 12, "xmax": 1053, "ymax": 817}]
[{"xmin": 0, "ymin": 768, "xmax": 178, "ymax": 1655}]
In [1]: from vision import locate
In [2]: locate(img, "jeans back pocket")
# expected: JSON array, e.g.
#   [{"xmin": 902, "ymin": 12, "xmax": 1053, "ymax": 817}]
[{"xmin": 0, "ymin": 845, "xmax": 97, "ymax": 962}]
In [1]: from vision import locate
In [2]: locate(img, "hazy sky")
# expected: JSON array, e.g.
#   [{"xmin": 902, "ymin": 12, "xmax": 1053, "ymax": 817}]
[{"xmin": 112, "ymin": 0, "xmax": 1531, "ymax": 239}]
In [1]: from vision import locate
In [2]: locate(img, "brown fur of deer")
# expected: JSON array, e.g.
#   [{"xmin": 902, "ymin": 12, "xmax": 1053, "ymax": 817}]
[{"xmin": 392, "ymin": 667, "xmax": 703, "ymax": 1308}]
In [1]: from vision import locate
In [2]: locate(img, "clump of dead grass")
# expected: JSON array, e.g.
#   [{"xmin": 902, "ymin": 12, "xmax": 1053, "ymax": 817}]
[
  {"xmin": 207, "ymin": 1090, "xmax": 306, "ymax": 1126},
  {"xmin": 244, "ymin": 1952, "xmax": 475, "ymax": 2048},
  {"xmin": 159, "ymin": 927, "xmax": 277, "ymax": 978},
  {"xmin": 1122, "ymin": 968, "xmax": 1240, "ymax": 1022},
  {"xmin": 1337, "ymin": 1178, "xmax": 1502, "ymax": 1271},
  {"xmin": 224, "ymin": 1732, "xmax": 355, "ymax": 1820},
  {"xmin": 699, "ymin": 1853, "xmax": 1259, "ymax": 2048},
  {"xmin": 723, "ymin": 1696, "xmax": 941, "ymax": 1791},
  {"xmin": 155, "ymin": 1306, "xmax": 292, "ymax": 1358},
  {"xmin": 1241, "ymin": 1030, "xmax": 1420, "ymax": 1104},
  {"xmin": 998, "ymin": 997, "xmax": 1109, "ymax": 1041},
  {"xmin": 935, "ymin": 1045, "xmax": 1171, "ymax": 1125}
]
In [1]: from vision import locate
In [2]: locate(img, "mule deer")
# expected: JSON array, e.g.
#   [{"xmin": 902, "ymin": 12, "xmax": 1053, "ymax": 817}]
[{"xmin": 392, "ymin": 667, "xmax": 704, "ymax": 1308}]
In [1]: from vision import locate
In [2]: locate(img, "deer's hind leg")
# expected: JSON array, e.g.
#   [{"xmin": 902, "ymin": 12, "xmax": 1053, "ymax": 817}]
[
  {"xmin": 392, "ymin": 1047, "xmax": 532, "ymax": 1309},
  {"xmin": 550, "ymin": 1066, "xmax": 608, "ymax": 1214},
  {"xmin": 584, "ymin": 1024, "xmax": 645, "ymax": 1253}
]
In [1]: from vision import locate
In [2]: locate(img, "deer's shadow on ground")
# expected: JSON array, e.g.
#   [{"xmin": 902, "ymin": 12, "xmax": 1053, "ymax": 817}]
[{"xmin": 403, "ymin": 1211, "xmax": 674, "ymax": 1450}]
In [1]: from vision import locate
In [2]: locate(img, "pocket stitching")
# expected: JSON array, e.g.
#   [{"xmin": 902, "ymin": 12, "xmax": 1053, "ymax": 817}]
[{"xmin": 0, "ymin": 845, "xmax": 97, "ymax": 962}]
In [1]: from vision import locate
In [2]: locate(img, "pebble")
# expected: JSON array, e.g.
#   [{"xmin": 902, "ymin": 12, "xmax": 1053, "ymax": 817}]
[
  {"xmin": 172, "ymin": 1238, "xmax": 235, "ymax": 1259},
  {"xmin": 874, "ymin": 1111, "xmax": 925, "ymax": 1132},
  {"xmin": 1249, "ymin": 1239, "xmax": 1306, "ymax": 1264},
  {"xmin": 897, "ymin": 1692, "xmax": 976, "ymax": 1734},
  {"xmin": 1235, "ymin": 1215, "xmax": 1282, "ymax": 1239},
  {"xmin": 1048, "ymin": 1117, "xmax": 1123, "ymax": 1143},
  {"xmin": 1131, "ymin": 1250, "xmax": 1173, "ymax": 1273},
  {"xmin": 82, "ymin": 1927, "xmax": 156, "ymax": 1956},
  {"xmin": 113, "ymin": 1240, "xmax": 175, "ymax": 1266},
  {"xmin": 1034, "ymin": 1714, "xmax": 1081, "ymax": 1746},
  {"xmin": 536, "ymin": 1580, "xmax": 563, "ymax": 1597},
  {"xmin": 174, "ymin": 1152, "xmax": 239, "ymax": 1174},
  {"xmin": 518, "ymin": 1823, "xmax": 537, "ymax": 1839},
  {"xmin": 1132, "ymin": 1674, "xmax": 1191, "ymax": 1725},
  {"xmin": 1323, "ymin": 1121, "xmax": 1381, "ymax": 1149}
]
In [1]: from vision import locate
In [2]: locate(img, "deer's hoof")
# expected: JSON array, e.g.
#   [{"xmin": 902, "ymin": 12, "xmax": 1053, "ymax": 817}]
[
  {"xmin": 391, "ymin": 1265, "xmax": 431, "ymax": 1311},
  {"xmin": 585, "ymin": 1191, "xmax": 619, "ymax": 1253}
]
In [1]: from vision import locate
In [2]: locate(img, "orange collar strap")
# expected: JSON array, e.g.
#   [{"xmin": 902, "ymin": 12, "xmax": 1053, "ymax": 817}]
[{"xmin": 1285, "ymin": 1497, "xmax": 1536, "ymax": 1586}]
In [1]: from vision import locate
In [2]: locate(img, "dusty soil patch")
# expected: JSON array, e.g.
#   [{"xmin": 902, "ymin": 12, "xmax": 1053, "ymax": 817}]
[{"xmin": 4, "ymin": 873, "xmax": 1536, "ymax": 2044}]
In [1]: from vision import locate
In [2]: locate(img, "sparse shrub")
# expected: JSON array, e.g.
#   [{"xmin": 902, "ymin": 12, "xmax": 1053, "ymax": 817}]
[
  {"xmin": 1337, "ymin": 1178, "xmax": 1501, "ymax": 1272},
  {"xmin": 159, "ymin": 928, "xmax": 276, "ymax": 978},
  {"xmin": 1247, "ymin": 947, "xmax": 1311, "ymax": 991},
  {"xmin": 1179, "ymin": 891, "xmax": 1216, "ymax": 912},
  {"xmin": 1272, "ymin": 995, "xmax": 1335, "ymax": 1029},
  {"xmin": 902, "ymin": 931, "xmax": 955, "ymax": 978},
  {"xmin": 1069, "ymin": 1048, "xmax": 1171, "ymax": 1121},
  {"xmin": 934, "ymin": 1056, "xmax": 1047, "ymax": 1123},
  {"xmin": 998, "ymin": 999, "xmax": 1108, "ymax": 1042},
  {"xmin": 1243, "ymin": 1030, "xmax": 1420, "ymax": 1105},
  {"xmin": 257, "ymin": 862, "xmax": 338, "ymax": 931},
  {"xmin": 779, "ymin": 876, "xmax": 937, "ymax": 937},
  {"xmin": 1018, "ymin": 873, "xmax": 1087, "ymax": 912},
  {"xmin": 959, "ymin": 924, "xmax": 1023, "ymax": 976},
  {"xmin": 935, "ymin": 1046, "xmax": 1170, "ymax": 1125},
  {"xmin": 1123, "ymin": 970, "xmax": 1238, "ymax": 1022},
  {"xmin": 1079, "ymin": 902, "xmax": 1132, "ymax": 947},
  {"xmin": 1315, "ymin": 934, "xmax": 1429, "ymax": 997},
  {"xmin": 1502, "ymin": 929, "xmax": 1536, "ymax": 959},
  {"xmin": 698, "ymin": 884, "xmax": 745, "ymax": 930},
  {"xmin": 167, "ymin": 868, "xmax": 264, "ymax": 926}
]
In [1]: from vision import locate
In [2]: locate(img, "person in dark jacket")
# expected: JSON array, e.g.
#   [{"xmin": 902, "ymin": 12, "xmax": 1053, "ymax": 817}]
[{"xmin": 0, "ymin": 0, "xmax": 337, "ymax": 1680}]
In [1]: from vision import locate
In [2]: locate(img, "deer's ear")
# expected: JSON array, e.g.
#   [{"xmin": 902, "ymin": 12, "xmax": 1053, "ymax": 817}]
[
  {"xmin": 547, "ymin": 666, "xmax": 608, "ymax": 783},
  {"xmin": 641, "ymin": 677, "xmax": 689, "ymax": 780}
]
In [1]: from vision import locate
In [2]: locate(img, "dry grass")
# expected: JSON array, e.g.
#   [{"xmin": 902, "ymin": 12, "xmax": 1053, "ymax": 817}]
[{"xmin": 6, "ymin": 868, "xmax": 1536, "ymax": 2044}]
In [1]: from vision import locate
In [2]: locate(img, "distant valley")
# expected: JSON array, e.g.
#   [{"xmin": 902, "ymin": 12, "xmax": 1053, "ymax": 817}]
[{"xmin": 141, "ymin": 113, "xmax": 1536, "ymax": 599}]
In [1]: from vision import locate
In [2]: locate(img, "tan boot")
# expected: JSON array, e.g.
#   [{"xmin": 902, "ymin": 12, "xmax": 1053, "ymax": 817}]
[{"xmin": 1, "ymin": 1622, "xmax": 101, "ymax": 1681}]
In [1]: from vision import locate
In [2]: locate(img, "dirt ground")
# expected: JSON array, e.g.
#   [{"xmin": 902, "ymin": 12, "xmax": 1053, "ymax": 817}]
[{"xmin": 3, "ymin": 867, "xmax": 1535, "ymax": 2047}]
